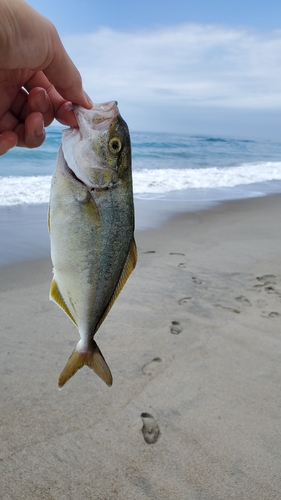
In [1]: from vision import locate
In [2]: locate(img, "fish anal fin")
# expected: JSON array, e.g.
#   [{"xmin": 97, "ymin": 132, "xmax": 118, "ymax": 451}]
[
  {"xmin": 58, "ymin": 341, "xmax": 112, "ymax": 389},
  {"xmin": 49, "ymin": 278, "xmax": 78, "ymax": 327},
  {"xmin": 122, "ymin": 236, "xmax": 138, "ymax": 280},
  {"xmin": 96, "ymin": 237, "xmax": 137, "ymax": 330}
]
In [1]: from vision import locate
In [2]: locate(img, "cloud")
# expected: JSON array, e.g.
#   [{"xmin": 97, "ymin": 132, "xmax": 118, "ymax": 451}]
[{"xmin": 62, "ymin": 24, "xmax": 281, "ymax": 135}]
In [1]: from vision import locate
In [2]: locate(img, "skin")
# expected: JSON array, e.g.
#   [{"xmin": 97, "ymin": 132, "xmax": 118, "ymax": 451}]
[{"xmin": 0, "ymin": 0, "xmax": 93, "ymax": 155}]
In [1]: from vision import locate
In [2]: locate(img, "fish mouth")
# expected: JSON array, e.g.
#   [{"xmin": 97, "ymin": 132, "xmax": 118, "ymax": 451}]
[
  {"xmin": 73, "ymin": 101, "xmax": 119, "ymax": 132},
  {"xmin": 61, "ymin": 101, "xmax": 121, "ymax": 190}
]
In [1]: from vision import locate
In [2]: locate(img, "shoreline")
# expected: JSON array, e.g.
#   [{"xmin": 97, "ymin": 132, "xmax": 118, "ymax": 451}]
[
  {"xmin": 1, "ymin": 192, "xmax": 281, "ymax": 499},
  {"xmin": 1, "ymin": 189, "xmax": 281, "ymax": 266}
]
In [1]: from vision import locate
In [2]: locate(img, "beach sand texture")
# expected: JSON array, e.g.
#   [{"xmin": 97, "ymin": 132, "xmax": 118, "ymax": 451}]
[{"xmin": 1, "ymin": 195, "xmax": 281, "ymax": 499}]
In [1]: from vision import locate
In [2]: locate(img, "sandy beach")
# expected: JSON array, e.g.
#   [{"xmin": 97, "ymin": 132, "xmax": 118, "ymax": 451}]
[{"xmin": 1, "ymin": 194, "xmax": 281, "ymax": 499}]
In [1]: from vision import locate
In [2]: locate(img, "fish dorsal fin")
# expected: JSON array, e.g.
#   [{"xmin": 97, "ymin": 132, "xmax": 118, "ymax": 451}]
[
  {"xmin": 49, "ymin": 278, "xmax": 78, "ymax": 327},
  {"xmin": 96, "ymin": 237, "xmax": 137, "ymax": 331}
]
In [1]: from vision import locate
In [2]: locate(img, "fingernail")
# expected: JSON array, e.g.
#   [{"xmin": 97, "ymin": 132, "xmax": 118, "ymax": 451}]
[
  {"xmin": 64, "ymin": 101, "xmax": 74, "ymax": 112},
  {"xmin": 83, "ymin": 91, "xmax": 93, "ymax": 108},
  {"xmin": 35, "ymin": 122, "xmax": 45, "ymax": 137},
  {"xmin": 37, "ymin": 89, "xmax": 49, "ymax": 113}
]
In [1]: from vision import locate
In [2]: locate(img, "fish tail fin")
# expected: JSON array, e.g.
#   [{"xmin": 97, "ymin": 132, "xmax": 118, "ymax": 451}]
[{"xmin": 58, "ymin": 341, "xmax": 113, "ymax": 390}]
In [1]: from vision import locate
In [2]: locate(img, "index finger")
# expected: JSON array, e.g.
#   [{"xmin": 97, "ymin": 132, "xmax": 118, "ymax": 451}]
[
  {"xmin": 41, "ymin": 31, "xmax": 92, "ymax": 108},
  {"xmin": 25, "ymin": 72, "xmax": 77, "ymax": 126}
]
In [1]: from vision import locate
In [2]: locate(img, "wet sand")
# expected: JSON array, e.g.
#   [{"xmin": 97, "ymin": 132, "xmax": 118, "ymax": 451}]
[
  {"xmin": 0, "ymin": 194, "xmax": 217, "ymax": 266},
  {"xmin": 1, "ymin": 195, "xmax": 281, "ymax": 499}
]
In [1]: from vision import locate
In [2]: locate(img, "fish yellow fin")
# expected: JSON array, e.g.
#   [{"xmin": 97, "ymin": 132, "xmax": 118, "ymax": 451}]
[
  {"xmin": 49, "ymin": 278, "xmax": 78, "ymax": 327},
  {"xmin": 96, "ymin": 237, "xmax": 137, "ymax": 331},
  {"xmin": 58, "ymin": 341, "xmax": 113, "ymax": 389}
]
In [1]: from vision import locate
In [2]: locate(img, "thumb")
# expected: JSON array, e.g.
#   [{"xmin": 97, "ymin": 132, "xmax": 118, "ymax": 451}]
[{"xmin": 42, "ymin": 33, "xmax": 92, "ymax": 108}]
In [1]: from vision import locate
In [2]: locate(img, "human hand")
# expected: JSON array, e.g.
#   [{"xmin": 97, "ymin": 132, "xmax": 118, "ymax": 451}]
[{"xmin": 0, "ymin": 0, "xmax": 92, "ymax": 155}]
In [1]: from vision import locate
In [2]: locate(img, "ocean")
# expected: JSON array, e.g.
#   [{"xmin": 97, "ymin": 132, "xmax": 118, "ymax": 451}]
[
  {"xmin": 1, "ymin": 127, "xmax": 281, "ymax": 206},
  {"xmin": 1, "ymin": 127, "xmax": 281, "ymax": 265}
]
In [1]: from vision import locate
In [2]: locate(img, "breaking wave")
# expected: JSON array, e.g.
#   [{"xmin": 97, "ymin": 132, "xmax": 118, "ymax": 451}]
[{"xmin": 1, "ymin": 161, "xmax": 281, "ymax": 206}]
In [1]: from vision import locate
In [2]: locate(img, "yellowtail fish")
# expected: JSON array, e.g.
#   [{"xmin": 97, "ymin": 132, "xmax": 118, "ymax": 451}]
[{"xmin": 48, "ymin": 101, "xmax": 137, "ymax": 389}]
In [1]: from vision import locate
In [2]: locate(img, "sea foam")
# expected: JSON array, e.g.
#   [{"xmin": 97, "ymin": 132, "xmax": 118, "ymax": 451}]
[
  {"xmin": 0, "ymin": 176, "xmax": 52, "ymax": 206},
  {"xmin": 133, "ymin": 162, "xmax": 281, "ymax": 193},
  {"xmin": 1, "ymin": 161, "xmax": 281, "ymax": 206}
]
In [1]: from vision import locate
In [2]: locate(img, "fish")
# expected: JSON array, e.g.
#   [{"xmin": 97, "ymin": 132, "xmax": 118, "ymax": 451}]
[{"xmin": 48, "ymin": 101, "xmax": 137, "ymax": 389}]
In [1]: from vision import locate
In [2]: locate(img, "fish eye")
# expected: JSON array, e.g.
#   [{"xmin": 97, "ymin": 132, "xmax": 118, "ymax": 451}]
[{"xmin": 109, "ymin": 137, "xmax": 122, "ymax": 154}]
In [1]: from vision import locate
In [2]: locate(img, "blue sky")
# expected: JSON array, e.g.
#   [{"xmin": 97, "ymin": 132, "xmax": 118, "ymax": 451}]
[
  {"xmin": 28, "ymin": 0, "xmax": 281, "ymax": 139},
  {"xmin": 29, "ymin": 0, "xmax": 281, "ymax": 33}
]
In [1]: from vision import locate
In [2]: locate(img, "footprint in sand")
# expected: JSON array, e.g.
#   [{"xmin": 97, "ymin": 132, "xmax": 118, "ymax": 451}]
[
  {"xmin": 178, "ymin": 297, "xmax": 192, "ymax": 305},
  {"xmin": 192, "ymin": 276, "xmax": 202, "ymax": 284},
  {"xmin": 254, "ymin": 275, "xmax": 281, "ymax": 298},
  {"xmin": 178, "ymin": 263, "xmax": 187, "ymax": 269},
  {"xmin": 140, "ymin": 413, "xmax": 160, "ymax": 444},
  {"xmin": 169, "ymin": 252, "xmax": 185, "ymax": 256},
  {"xmin": 170, "ymin": 321, "xmax": 183, "ymax": 335},
  {"xmin": 261, "ymin": 311, "xmax": 280, "ymax": 318},
  {"xmin": 214, "ymin": 304, "xmax": 241, "ymax": 314},
  {"xmin": 254, "ymin": 275, "xmax": 275, "ymax": 289},
  {"xmin": 235, "ymin": 295, "xmax": 252, "ymax": 307},
  {"xmin": 142, "ymin": 357, "xmax": 162, "ymax": 376},
  {"xmin": 142, "ymin": 250, "xmax": 156, "ymax": 254},
  {"xmin": 256, "ymin": 274, "xmax": 277, "ymax": 283}
]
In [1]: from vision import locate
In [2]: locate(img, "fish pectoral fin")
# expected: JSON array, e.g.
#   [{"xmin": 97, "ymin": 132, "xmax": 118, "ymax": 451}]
[
  {"xmin": 58, "ymin": 341, "xmax": 113, "ymax": 389},
  {"xmin": 49, "ymin": 278, "xmax": 78, "ymax": 327},
  {"xmin": 96, "ymin": 237, "xmax": 138, "ymax": 331}
]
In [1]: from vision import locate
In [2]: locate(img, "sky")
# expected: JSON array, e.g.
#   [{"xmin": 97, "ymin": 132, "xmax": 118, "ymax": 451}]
[{"xmin": 28, "ymin": 0, "xmax": 281, "ymax": 139}]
